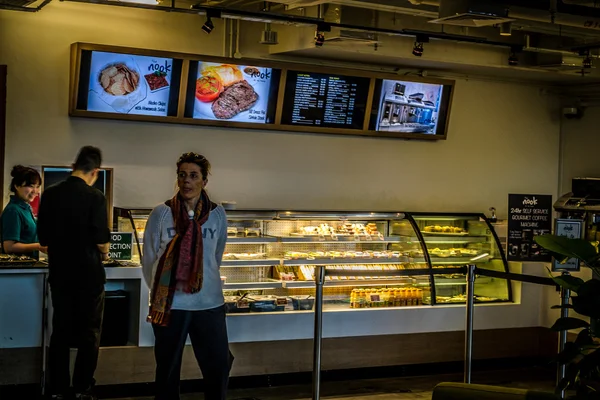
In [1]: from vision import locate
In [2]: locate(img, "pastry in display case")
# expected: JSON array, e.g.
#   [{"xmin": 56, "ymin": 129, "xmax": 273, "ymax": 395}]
[
  {"xmin": 395, "ymin": 213, "xmax": 511, "ymax": 304},
  {"xmin": 113, "ymin": 208, "xmax": 512, "ymax": 312}
]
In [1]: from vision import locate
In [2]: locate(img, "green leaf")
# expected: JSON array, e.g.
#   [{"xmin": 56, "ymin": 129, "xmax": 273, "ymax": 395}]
[
  {"xmin": 553, "ymin": 275, "xmax": 585, "ymax": 293},
  {"xmin": 552, "ymin": 304, "xmax": 575, "ymax": 309},
  {"xmin": 558, "ymin": 342, "xmax": 583, "ymax": 364},
  {"xmin": 579, "ymin": 280, "xmax": 600, "ymax": 297},
  {"xmin": 535, "ymin": 235, "xmax": 598, "ymax": 264},
  {"xmin": 551, "ymin": 317, "xmax": 590, "ymax": 331},
  {"xmin": 572, "ymin": 294, "xmax": 600, "ymax": 319},
  {"xmin": 576, "ymin": 329, "xmax": 595, "ymax": 347}
]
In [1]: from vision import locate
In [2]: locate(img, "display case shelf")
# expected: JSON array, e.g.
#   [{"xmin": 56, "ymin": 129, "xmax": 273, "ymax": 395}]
[
  {"xmin": 279, "ymin": 236, "xmax": 402, "ymax": 244},
  {"xmin": 221, "ymin": 259, "xmax": 281, "ymax": 267},
  {"xmin": 223, "ymin": 281, "xmax": 283, "ymax": 290},
  {"xmin": 227, "ymin": 237, "xmax": 278, "ymax": 244},
  {"xmin": 284, "ymin": 278, "xmax": 428, "ymax": 289},
  {"xmin": 283, "ymin": 257, "xmax": 411, "ymax": 266}
]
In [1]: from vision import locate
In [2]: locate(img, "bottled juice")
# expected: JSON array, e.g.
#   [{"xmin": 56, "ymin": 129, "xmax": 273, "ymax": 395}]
[
  {"xmin": 388, "ymin": 289, "xmax": 395, "ymax": 307},
  {"xmin": 350, "ymin": 289, "xmax": 357, "ymax": 309},
  {"xmin": 358, "ymin": 289, "xmax": 366, "ymax": 308},
  {"xmin": 417, "ymin": 289, "xmax": 423, "ymax": 305}
]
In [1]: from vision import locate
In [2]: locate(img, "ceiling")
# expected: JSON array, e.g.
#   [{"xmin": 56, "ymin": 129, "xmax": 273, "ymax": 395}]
[{"xmin": 6, "ymin": 0, "xmax": 600, "ymax": 91}]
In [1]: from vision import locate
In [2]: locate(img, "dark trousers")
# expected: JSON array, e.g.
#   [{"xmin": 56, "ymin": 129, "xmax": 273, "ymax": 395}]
[
  {"xmin": 152, "ymin": 306, "xmax": 233, "ymax": 400},
  {"xmin": 47, "ymin": 284, "xmax": 105, "ymax": 395}
]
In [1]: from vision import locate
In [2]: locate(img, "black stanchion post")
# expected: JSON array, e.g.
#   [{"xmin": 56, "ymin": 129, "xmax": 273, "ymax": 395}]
[
  {"xmin": 558, "ymin": 271, "xmax": 571, "ymax": 400},
  {"xmin": 41, "ymin": 272, "xmax": 48, "ymax": 396},
  {"xmin": 312, "ymin": 266, "xmax": 326, "ymax": 400},
  {"xmin": 464, "ymin": 264, "xmax": 476, "ymax": 384}
]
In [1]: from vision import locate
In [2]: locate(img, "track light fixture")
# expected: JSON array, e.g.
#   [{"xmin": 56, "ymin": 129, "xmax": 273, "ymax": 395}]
[
  {"xmin": 412, "ymin": 34, "xmax": 429, "ymax": 57},
  {"xmin": 202, "ymin": 9, "xmax": 221, "ymax": 35},
  {"xmin": 412, "ymin": 42, "xmax": 424, "ymax": 57},
  {"xmin": 315, "ymin": 22, "xmax": 331, "ymax": 47},
  {"xmin": 508, "ymin": 51, "xmax": 518, "ymax": 66},
  {"xmin": 584, "ymin": 51, "xmax": 593, "ymax": 69}
]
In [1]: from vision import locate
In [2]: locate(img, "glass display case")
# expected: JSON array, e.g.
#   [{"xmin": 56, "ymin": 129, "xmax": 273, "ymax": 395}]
[
  {"xmin": 401, "ymin": 213, "xmax": 511, "ymax": 305},
  {"xmin": 112, "ymin": 208, "xmax": 511, "ymax": 312}
]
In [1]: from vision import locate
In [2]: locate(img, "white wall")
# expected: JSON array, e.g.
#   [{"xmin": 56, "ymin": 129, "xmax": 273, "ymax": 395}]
[{"xmin": 1, "ymin": 2, "xmax": 561, "ymax": 217}]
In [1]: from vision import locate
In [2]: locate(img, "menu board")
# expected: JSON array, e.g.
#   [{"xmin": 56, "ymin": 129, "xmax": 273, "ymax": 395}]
[
  {"xmin": 85, "ymin": 51, "xmax": 179, "ymax": 117},
  {"xmin": 280, "ymin": 71, "xmax": 370, "ymax": 129},
  {"xmin": 186, "ymin": 62, "xmax": 280, "ymax": 123},
  {"xmin": 507, "ymin": 194, "xmax": 553, "ymax": 262},
  {"xmin": 370, "ymin": 79, "xmax": 449, "ymax": 135}
]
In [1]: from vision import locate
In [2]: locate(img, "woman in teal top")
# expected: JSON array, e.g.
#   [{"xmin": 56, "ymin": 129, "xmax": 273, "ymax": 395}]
[{"xmin": 2, "ymin": 165, "xmax": 47, "ymax": 257}]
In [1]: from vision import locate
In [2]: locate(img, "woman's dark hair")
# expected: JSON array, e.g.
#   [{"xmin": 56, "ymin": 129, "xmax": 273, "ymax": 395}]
[
  {"xmin": 73, "ymin": 146, "xmax": 102, "ymax": 173},
  {"xmin": 10, "ymin": 165, "xmax": 41, "ymax": 193},
  {"xmin": 177, "ymin": 152, "xmax": 211, "ymax": 181}
]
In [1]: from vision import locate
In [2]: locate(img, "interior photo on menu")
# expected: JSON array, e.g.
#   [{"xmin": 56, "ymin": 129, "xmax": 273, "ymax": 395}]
[
  {"xmin": 78, "ymin": 50, "xmax": 182, "ymax": 117},
  {"xmin": 370, "ymin": 79, "xmax": 451, "ymax": 135},
  {"xmin": 184, "ymin": 61, "xmax": 281, "ymax": 123}
]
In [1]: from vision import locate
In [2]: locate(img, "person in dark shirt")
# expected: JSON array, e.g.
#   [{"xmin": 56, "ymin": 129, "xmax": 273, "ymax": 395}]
[{"xmin": 37, "ymin": 146, "xmax": 111, "ymax": 400}]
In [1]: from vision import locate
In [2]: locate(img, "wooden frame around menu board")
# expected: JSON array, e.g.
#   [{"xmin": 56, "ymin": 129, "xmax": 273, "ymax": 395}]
[{"xmin": 69, "ymin": 42, "xmax": 455, "ymax": 140}]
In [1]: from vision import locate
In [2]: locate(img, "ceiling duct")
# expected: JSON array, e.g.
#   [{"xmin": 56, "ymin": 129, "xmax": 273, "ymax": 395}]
[
  {"xmin": 323, "ymin": 5, "xmax": 379, "ymax": 45},
  {"xmin": 428, "ymin": 0, "xmax": 514, "ymax": 27}
]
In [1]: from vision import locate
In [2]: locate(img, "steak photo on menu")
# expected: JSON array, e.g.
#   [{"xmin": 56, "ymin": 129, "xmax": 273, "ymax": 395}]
[{"xmin": 192, "ymin": 62, "xmax": 273, "ymax": 123}]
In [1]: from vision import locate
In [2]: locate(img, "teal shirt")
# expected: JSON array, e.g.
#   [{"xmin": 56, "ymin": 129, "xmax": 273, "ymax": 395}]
[{"xmin": 2, "ymin": 195, "xmax": 38, "ymax": 256}]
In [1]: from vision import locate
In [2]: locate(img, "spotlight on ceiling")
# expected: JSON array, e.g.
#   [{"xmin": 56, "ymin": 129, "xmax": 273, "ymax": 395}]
[
  {"xmin": 500, "ymin": 22, "xmax": 512, "ymax": 36},
  {"xmin": 314, "ymin": 22, "xmax": 331, "ymax": 48},
  {"xmin": 508, "ymin": 51, "xmax": 518, "ymax": 66},
  {"xmin": 583, "ymin": 51, "xmax": 593, "ymax": 69},
  {"xmin": 412, "ymin": 42, "xmax": 424, "ymax": 57},
  {"xmin": 202, "ymin": 9, "xmax": 221, "ymax": 34},
  {"xmin": 412, "ymin": 34, "xmax": 429, "ymax": 57}
]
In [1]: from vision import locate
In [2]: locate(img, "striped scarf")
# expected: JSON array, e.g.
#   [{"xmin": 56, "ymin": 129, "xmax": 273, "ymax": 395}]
[{"xmin": 147, "ymin": 190, "xmax": 215, "ymax": 326}]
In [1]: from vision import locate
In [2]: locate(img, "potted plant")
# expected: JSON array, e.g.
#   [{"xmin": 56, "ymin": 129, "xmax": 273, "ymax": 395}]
[{"xmin": 534, "ymin": 234, "xmax": 600, "ymax": 399}]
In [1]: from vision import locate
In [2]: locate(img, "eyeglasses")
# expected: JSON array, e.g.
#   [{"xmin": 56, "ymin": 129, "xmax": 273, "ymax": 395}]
[{"xmin": 178, "ymin": 152, "xmax": 206, "ymax": 163}]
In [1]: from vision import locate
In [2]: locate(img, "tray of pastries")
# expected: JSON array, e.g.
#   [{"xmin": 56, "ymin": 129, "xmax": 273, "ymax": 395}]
[{"xmin": 422, "ymin": 225, "xmax": 468, "ymax": 236}]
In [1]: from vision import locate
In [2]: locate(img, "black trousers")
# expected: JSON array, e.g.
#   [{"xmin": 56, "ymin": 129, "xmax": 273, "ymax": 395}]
[
  {"xmin": 47, "ymin": 284, "xmax": 105, "ymax": 395},
  {"xmin": 152, "ymin": 306, "xmax": 233, "ymax": 400}
]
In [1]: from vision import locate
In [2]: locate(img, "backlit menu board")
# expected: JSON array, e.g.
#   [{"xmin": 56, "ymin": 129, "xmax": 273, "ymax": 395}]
[
  {"xmin": 184, "ymin": 61, "xmax": 281, "ymax": 123},
  {"xmin": 280, "ymin": 71, "xmax": 370, "ymax": 129},
  {"xmin": 80, "ymin": 51, "xmax": 182, "ymax": 117},
  {"xmin": 370, "ymin": 79, "xmax": 452, "ymax": 136}
]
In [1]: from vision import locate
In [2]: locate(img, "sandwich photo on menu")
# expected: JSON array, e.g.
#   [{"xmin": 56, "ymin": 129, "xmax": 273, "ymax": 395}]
[{"xmin": 192, "ymin": 62, "xmax": 273, "ymax": 122}]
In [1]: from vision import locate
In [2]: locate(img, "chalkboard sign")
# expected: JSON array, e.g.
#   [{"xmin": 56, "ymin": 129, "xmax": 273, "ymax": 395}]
[
  {"xmin": 507, "ymin": 194, "xmax": 553, "ymax": 262},
  {"xmin": 109, "ymin": 232, "xmax": 133, "ymax": 260}
]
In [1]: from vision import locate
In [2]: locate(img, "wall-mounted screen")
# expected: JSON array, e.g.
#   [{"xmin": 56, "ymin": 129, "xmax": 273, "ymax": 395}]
[
  {"xmin": 280, "ymin": 71, "xmax": 370, "ymax": 129},
  {"xmin": 369, "ymin": 79, "xmax": 453, "ymax": 136},
  {"xmin": 76, "ymin": 50, "xmax": 182, "ymax": 117},
  {"xmin": 184, "ymin": 61, "xmax": 281, "ymax": 123}
]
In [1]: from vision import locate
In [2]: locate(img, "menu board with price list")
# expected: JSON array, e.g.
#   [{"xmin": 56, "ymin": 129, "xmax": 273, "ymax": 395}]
[{"xmin": 280, "ymin": 71, "xmax": 370, "ymax": 129}]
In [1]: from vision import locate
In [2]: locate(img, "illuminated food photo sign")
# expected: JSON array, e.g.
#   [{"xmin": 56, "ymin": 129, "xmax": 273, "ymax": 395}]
[
  {"xmin": 87, "ymin": 51, "xmax": 174, "ymax": 117},
  {"xmin": 191, "ymin": 62, "xmax": 275, "ymax": 123}
]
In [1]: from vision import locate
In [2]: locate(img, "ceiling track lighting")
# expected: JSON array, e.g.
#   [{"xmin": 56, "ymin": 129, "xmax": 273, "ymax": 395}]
[
  {"xmin": 202, "ymin": 9, "xmax": 221, "ymax": 34},
  {"xmin": 314, "ymin": 21, "xmax": 331, "ymax": 48},
  {"xmin": 412, "ymin": 34, "xmax": 428, "ymax": 57},
  {"xmin": 583, "ymin": 51, "xmax": 593, "ymax": 69}
]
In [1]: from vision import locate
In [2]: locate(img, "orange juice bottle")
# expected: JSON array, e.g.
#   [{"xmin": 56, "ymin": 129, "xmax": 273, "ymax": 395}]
[
  {"xmin": 388, "ymin": 288, "xmax": 395, "ymax": 307},
  {"xmin": 350, "ymin": 289, "xmax": 356, "ymax": 309}
]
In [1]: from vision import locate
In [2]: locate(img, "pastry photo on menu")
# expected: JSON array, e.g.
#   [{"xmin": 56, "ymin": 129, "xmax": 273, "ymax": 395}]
[{"xmin": 192, "ymin": 62, "xmax": 273, "ymax": 123}]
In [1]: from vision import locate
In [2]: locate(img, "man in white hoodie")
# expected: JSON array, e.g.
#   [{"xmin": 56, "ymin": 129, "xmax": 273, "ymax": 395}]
[{"xmin": 142, "ymin": 152, "xmax": 231, "ymax": 400}]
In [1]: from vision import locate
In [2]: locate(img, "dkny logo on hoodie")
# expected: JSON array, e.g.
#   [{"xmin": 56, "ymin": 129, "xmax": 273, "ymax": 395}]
[{"xmin": 167, "ymin": 227, "xmax": 217, "ymax": 239}]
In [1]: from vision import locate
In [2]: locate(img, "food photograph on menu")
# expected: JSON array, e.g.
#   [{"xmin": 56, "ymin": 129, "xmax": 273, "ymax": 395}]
[
  {"xmin": 372, "ymin": 79, "xmax": 448, "ymax": 135},
  {"xmin": 187, "ymin": 61, "xmax": 279, "ymax": 123},
  {"xmin": 85, "ymin": 51, "xmax": 178, "ymax": 117}
]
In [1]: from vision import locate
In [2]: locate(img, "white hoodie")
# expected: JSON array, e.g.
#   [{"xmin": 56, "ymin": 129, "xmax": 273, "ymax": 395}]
[{"xmin": 142, "ymin": 203, "xmax": 227, "ymax": 311}]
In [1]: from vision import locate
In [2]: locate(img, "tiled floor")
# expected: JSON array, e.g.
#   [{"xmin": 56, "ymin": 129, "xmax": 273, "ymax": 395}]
[{"xmin": 113, "ymin": 367, "xmax": 556, "ymax": 400}]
